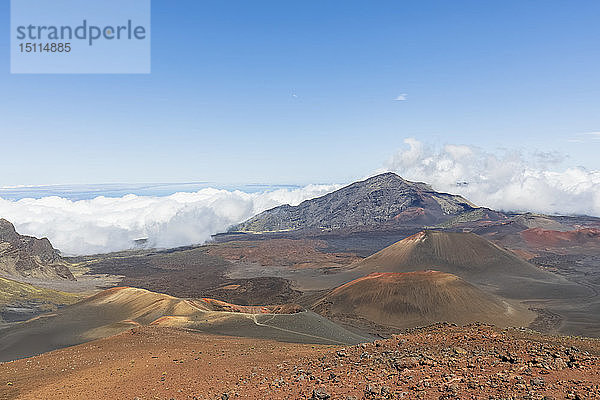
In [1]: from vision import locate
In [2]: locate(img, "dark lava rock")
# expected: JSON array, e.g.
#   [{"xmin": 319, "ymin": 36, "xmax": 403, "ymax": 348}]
[
  {"xmin": 232, "ymin": 173, "xmax": 477, "ymax": 232},
  {"xmin": 312, "ymin": 387, "xmax": 331, "ymax": 399}
]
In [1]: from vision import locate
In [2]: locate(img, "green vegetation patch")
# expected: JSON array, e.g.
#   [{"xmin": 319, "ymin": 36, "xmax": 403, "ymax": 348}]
[{"xmin": 0, "ymin": 277, "xmax": 81, "ymax": 308}]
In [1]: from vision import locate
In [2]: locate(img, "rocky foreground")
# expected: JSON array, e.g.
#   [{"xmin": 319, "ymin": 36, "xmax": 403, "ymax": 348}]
[
  {"xmin": 1, "ymin": 323, "xmax": 599, "ymax": 399},
  {"xmin": 270, "ymin": 323, "xmax": 600, "ymax": 400}
]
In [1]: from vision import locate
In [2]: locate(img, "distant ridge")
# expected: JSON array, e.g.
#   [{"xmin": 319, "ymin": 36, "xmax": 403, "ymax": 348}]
[
  {"xmin": 0, "ymin": 219, "xmax": 74, "ymax": 281},
  {"xmin": 232, "ymin": 173, "xmax": 477, "ymax": 233}
]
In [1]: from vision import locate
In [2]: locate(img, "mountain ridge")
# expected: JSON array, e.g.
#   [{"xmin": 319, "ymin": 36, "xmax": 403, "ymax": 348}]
[
  {"xmin": 232, "ymin": 173, "xmax": 478, "ymax": 233},
  {"xmin": 0, "ymin": 219, "xmax": 74, "ymax": 281}
]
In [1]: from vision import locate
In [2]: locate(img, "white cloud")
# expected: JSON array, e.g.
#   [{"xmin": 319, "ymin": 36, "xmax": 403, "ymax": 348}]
[
  {"xmin": 379, "ymin": 138, "xmax": 600, "ymax": 217},
  {"xmin": 582, "ymin": 132, "xmax": 600, "ymax": 140},
  {"xmin": 569, "ymin": 131, "xmax": 600, "ymax": 143},
  {"xmin": 0, "ymin": 185, "xmax": 36, "ymax": 189},
  {"xmin": 0, "ymin": 185, "xmax": 341, "ymax": 255},
  {"xmin": 394, "ymin": 94, "xmax": 408, "ymax": 101},
  {"xmin": 3, "ymin": 139, "xmax": 599, "ymax": 256}
]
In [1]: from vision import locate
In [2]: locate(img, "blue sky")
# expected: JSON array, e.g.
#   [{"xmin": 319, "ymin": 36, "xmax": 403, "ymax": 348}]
[{"xmin": 1, "ymin": 0, "xmax": 599, "ymax": 186}]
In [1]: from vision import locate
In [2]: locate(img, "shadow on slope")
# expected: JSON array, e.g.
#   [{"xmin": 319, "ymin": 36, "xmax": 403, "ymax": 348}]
[
  {"xmin": 0, "ymin": 277, "xmax": 81, "ymax": 323},
  {"xmin": 313, "ymin": 271, "xmax": 535, "ymax": 331},
  {"xmin": 0, "ymin": 287, "xmax": 372, "ymax": 362}
]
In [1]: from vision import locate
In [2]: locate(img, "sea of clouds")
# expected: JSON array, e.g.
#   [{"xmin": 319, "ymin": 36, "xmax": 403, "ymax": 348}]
[
  {"xmin": 380, "ymin": 138, "xmax": 600, "ymax": 218},
  {"xmin": 1, "ymin": 138, "xmax": 599, "ymax": 256},
  {"xmin": 0, "ymin": 185, "xmax": 340, "ymax": 255}
]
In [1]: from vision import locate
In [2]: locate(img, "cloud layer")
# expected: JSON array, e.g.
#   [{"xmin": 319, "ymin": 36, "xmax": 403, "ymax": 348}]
[
  {"xmin": 380, "ymin": 138, "xmax": 600, "ymax": 217},
  {"xmin": 2, "ymin": 139, "xmax": 598, "ymax": 256},
  {"xmin": 0, "ymin": 185, "xmax": 340, "ymax": 255}
]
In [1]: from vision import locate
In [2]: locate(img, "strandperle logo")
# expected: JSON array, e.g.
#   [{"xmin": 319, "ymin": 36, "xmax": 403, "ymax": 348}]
[
  {"xmin": 15, "ymin": 20, "xmax": 148, "ymax": 46},
  {"xmin": 11, "ymin": 0, "xmax": 151, "ymax": 74}
]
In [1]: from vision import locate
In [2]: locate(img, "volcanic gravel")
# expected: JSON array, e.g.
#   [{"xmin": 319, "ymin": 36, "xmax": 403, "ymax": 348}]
[{"xmin": 1, "ymin": 324, "xmax": 599, "ymax": 399}]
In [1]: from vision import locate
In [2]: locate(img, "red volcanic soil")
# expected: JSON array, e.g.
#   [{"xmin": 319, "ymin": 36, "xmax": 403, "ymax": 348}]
[
  {"xmin": 1, "ymin": 324, "xmax": 600, "ymax": 399},
  {"xmin": 0, "ymin": 327, "xmax": 331, "ymax": 400},
  {"xmin": 392, "ymin": 207, "xmax": 426, "ymax": 221},
  {"xmin": 313, "ymin": 271, "xmax": 534, "ymax": 330},
  {"xmin": 343, "ymin": 230, "xmax": 584, "ymax": 301},
  {"xmin": 328, "ymin": 271, "xmax": 458, "ymax": 294},
  {"xmin": 206, "ymin": 239, "xmax": 361, "ymax": 269},
  {"xmin": 521, "ymin": 228, "xmax": 600, "ymax": 248},
  {"xmin": 510, "ymin": 248, "xmax": 538, "ymax": 261}
]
